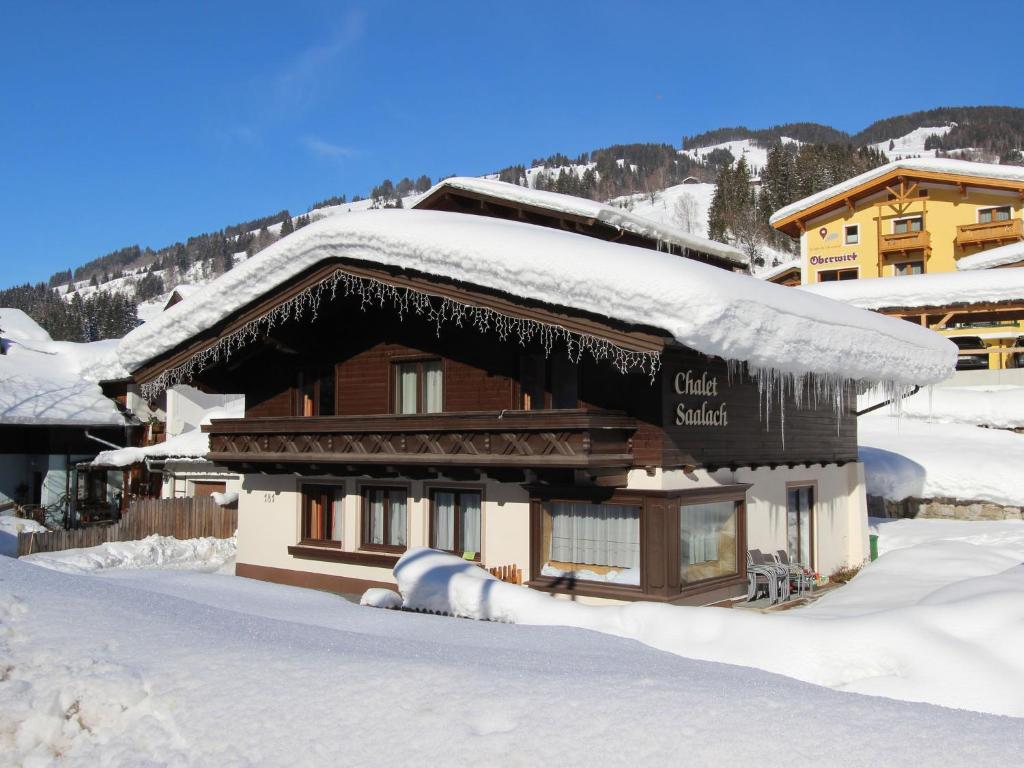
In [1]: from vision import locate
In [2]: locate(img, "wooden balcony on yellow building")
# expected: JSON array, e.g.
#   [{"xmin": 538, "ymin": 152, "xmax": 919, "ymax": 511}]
[
  {"xmin": 879, "ymin": 229, "xmax": 931, "ymax": 256},
  {"xmin": 956, "ymin": 218, "xmax": 1023, "ymax": 248}
]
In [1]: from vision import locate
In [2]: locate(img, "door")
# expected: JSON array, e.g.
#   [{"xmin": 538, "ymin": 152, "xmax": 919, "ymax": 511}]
[{"xmin": 786, "ymin": 485, "xmax": 815, "ymax": 569}]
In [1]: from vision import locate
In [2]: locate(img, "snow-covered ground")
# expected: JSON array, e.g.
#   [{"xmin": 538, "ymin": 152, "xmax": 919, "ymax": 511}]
[
  {"xmin": 679, "ymin": 137, "xmax": 802, "ymax": 176},
  {"xmin": 2, "ymin": 528, "xmax": 1022, "ymax": 766},
  {"xmin": 0, "ymin": 515, "xmax": 47, "ymax": 557},
  {"xmin": 872, "ymin": 125, "xmax": 953, "ymax": 160},
  {"xmin": 21, "ymin": 533, "xmax": 236, "ymax": 574},
  {"xmin": 608, "ymin": 182, "xmax": 716, "ymax": 237}
]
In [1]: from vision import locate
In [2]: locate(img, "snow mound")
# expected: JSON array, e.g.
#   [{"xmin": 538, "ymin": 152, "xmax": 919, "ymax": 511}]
[
  {"xmin": 859, "ymin": 412, "xmax": 1024, "ymax": 505},
  {"xmin": 870, "ymin": 517, "xmax": 1024, "ymax": 559},
  {"xmin": 360, "ymin": 588, "xmax": 403, "ymax": 609},
  {"xmin": 958, "ymin": 239, "xmax": 1024, "ymax": 271},
  {"xmin": 21, "ymin": 534, "xmax": 237, "ymax": 574},
  {"xmin": 394, "ymin": 545, "xmax": 1024, "ymax": 717},
  {"xmin": 896, "ymin": 385, "xmax": 1024, "ymax": 429},
  {"xmin": 118, "ymin": 209, "xmax": 955, "ymax": 388}
]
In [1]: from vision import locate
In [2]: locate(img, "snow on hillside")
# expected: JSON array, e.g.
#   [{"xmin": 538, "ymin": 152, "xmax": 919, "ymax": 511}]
[
  {"xmin": 3, "ymin": 552, "xmax": 1023, "ymax": 764},
  {"xmin": 872, "ymin": 125, "xmax": 953, "ymax": 160},
  {"xmin": 680, "ymin": 137, "xmax": 801, "ymax": 176},
  {"xmin": 608, "ymin": 182, "xmax": 716, "ymax": 237}
]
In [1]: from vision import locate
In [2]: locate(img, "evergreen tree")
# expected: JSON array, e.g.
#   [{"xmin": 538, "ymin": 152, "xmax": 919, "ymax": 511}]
[{"xmin": 280, "ymin": 215, "xmax": 294, "ymax": 237}]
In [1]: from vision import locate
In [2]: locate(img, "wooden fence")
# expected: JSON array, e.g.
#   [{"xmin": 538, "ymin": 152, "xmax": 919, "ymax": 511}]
[{"xmin": 17, "ymin": 496, "xmax": 237, "ymax": 557}]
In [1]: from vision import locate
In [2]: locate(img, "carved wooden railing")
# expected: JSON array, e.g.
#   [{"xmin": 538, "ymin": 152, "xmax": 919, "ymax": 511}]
[
  {"xmin": 956, "ymin": 218, "xmax": 1023, "ymax": 248},
  {"xmin": 879, "ymin": 229, "xmax": 930, "ymax": 255},
  {"xmin": 203, "ymin": 410, "xmax": 636, "ymax": 469}
]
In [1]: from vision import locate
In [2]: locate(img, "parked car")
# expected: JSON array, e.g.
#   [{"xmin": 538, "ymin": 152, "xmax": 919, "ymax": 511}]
[
  {"xmin": 1014, "ymin": 336, "xmax": 1024, "ymax": 369},
  {"xmin": 951, "ymin": 336, "xmax": 989, "ymax": 370}
]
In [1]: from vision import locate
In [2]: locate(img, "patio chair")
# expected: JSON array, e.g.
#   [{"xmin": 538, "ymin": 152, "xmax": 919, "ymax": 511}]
[
  {"xmin": 746, "ymin": 550, "xmax": 787, "ymax": 604},
  {"xmin": 772, "ymin": 550, "xmax": 813, "ymax": 596},
  {"xmin": 749, "ymin": 549, "xmax": 791, "ymax": 603}
]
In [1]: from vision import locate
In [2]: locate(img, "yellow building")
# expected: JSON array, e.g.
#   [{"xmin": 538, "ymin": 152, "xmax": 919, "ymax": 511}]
[{"xmin": 770, "ymin": 158, "xmax": 1024, "ymax": 370}]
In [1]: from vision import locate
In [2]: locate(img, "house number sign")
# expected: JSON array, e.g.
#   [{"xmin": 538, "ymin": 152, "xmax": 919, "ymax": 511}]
[{"xmin": 674, "ymin": 370, "xmax": 728, "ymax": 427}]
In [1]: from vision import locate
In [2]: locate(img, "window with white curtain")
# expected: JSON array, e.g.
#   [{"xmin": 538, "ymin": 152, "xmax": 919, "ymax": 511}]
[
  {"xmin": 541, "ymin": 501, "xmax": 640, "ymax": 585},
  {"xmin": 679, "ymin": 499, "xmax": 739, "ymax": 584},
  {"xmin": 393, "ymin": 359, "xmax": 443, "ymax": 414},
  {"xmin": 363, "ymin": 486, "xmax": 408, "ymax": 549},
  {"xmin": 430, "ymin": 489, "xmax": 481, "ymax": 557}
]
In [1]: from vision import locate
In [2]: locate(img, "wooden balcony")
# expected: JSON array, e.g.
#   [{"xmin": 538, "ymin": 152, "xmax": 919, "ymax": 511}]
[
  {"xmin": 203, "ymin": 409, "xmax": 637, "ymax": 473},
  {"xmin": 879, "ymin": 229, "xmax": 931, "ymax": 256},
  {"xmin": 956, "ymin": 218, "xmax": 1023, "ymax": 248}
]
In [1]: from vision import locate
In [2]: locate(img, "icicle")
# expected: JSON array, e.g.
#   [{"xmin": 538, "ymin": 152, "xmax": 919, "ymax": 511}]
[{"xmin": 139, "ymin": 267, "xmax": 662, "ymax": 399}]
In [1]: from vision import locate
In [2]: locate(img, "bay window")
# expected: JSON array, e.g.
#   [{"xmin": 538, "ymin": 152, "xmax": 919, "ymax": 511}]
[
  {"xmin": 679, "ymin": 499, "xmax": 739, "ymax": 584},
  {"xmin": 539, "ymin": 501, "xmax": 640, "ymax": 585}
]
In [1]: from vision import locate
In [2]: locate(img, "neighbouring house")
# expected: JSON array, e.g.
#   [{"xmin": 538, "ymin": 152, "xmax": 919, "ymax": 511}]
[
  {"xmin": 163, "ymin": 284, "xmax": 202, "ymax": 311},
  {"xmin": 769, "ymin": 157, "xmax": 1024, "ymax": 370},
  {"xmin": 113, "ymin": 209, "xmax": 953, "ymax": 603},
  {"xmin": 0, "ymin": 308, "xmax": 134, "ymax": 523},
  {"xmin": 90, "ymin": 384, "xmax": 243, "ymax": 500},
  {"xmin": 412, "ymin": 176, "xmax": 749, "ymax": 272},
  {"xmin": 758, "ymin": 259, "xmax": 802, "ymax": 287}
]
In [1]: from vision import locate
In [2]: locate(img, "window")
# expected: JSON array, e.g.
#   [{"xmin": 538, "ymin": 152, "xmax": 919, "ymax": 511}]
[
  {"xmin": 363, "ymin": 486, "xmax": 408, "ymax": 550},
  {"xmin": 979, "ymin": 206, "xmax": 1012, "ymax": 224},
  {"xmin": 844, "ymin": 224, "xmax": 859, "ymax": 245},
  {"xmin": 539, "ymin": 501, "xmax": 640, "ymax": 585},
  {"xmin": 393, "ymin": 359, "xmax": 443, "ymax": 414},
  {"xmin": 817, "ymin": 268, "xmax": 858, "ymax": 282},
  {"xmin": 893, "ymin": 216, "xmax": 923, "ymax": 234},
  {"xmin": 519, "ymin": 352, "xmax": 579, "ymax": 410},
  {"xmin": 894, "ymin": 260, "xmax": 924, "ymax": 276},
  {"xmin": 787, "ymin": 485, "xmax": 814, "ymax": 569},
  {"xmin": 295, "ymin": 366, "xmax": 335, "ymax": 417},
  {"xmin": 301, "ymin": 484, "xmax": 344, "ymax": 545},
  {"xmin": 430, "ymin": 489, "xmax": 482, "ymax": 558},
  {"xmin": 679, "ymin": 499, "xmax": 740, "ymax": 585}
]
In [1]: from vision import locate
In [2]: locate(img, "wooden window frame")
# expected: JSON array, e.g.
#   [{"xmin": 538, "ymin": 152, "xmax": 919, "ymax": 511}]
[
  {"xmin": 293, "ymin": 366, "xmax": 336, "ymax": 417},
  {"xmin": 516, "ymin": 352, "xmax": 581, "ymax": 411},
  {"xmin": 390, "ymin": 357, "xmax": 444, "ymax": 415},
  {"xmin": 300, "ymin": 483, "xmax": 342, "ymax": 548},
  {"xmin": 893, "ymin": 259, "xmax": 925, "ymax": 277},
  {"xmin": 427, "ymin": 486, "xmax": 485, "ymax": 560},
  {"xmin": 892, "ymin": 215, "xmax": 924, "ymax": 234},
  {"xmin": 844, "ymin": 224, "xmax": 859, "ymax": 245},
  {"xmin": 360, "ymin": 484, "xmax": 410, "ymax": 553},
  {"xmin": 678, "ymin": 494, "xmax": 746, "ymax": 589},
  {"xmin": 978, "ymin": 205, "xmax": 1012, "ymax": 224},
  {"xmin": 816, "ymin": 267, "xmax": 859, "ymax": 283},
  {"xmin": 785, "ymin": 481, "xmax": 816, "ymax": 572}
]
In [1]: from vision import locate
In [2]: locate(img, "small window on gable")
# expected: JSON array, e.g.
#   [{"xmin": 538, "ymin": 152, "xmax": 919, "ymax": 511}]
[
  {"xmin": 295, "ymin": 367, "xmax": 335, "ymax": 417},
  {"xmin": 893, "ymin": 216, "xmax": 923, "ymax": 234},
  {"xmin": 519, "ymin": 352, "xmax": 579, "ymax": 410},
  {"xmin": 844, "ymin": 224, "xmax": 859, "ymax": 245},
  {"xmin": 979, "ymin": 206, "xmax": 1012, "ymax": 224},
  {"xmin": 393, "ymin": 359, "xmax": 443, "ymax": 415}
]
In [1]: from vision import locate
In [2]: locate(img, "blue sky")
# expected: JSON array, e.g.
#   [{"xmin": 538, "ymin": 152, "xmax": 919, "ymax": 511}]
[{"xmin": 2, "ymin": 0, "xmax": 1019, "ymax": 285}]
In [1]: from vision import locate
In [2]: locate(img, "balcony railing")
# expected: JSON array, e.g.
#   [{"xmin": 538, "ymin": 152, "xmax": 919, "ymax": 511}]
[
  {"xmin": 956, "ymin": 218, "xmax": 1023, "ymax": 248},
  {"xmin": 879, "ymin": 229, "xmax": 931, "ymax": 255},
  {"xmin": 203, "ymin": 409, "xmax": 636, "ymax": 470}
]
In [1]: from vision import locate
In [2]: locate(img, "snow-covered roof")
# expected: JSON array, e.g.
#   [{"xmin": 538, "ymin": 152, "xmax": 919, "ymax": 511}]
[
  {"xmin": 416, "ymin": 176, "xmax": 747, "ymax": 266},
  {"xmin": 0, "ymin": 309, "xmax": 126, "ymax": 426},
  {"xmin": 92, "ymin": 428, "xmax": 208, "ymax": 467},
  {"xmin": 756, "ymin": 258, "xmax": 802, "ymax": 282},
  {"xmin": 957, "ymin": 240, "xmax": 1024, "ymax": 271},
  {"xmin": 800, "ymin": 269, "xmax": 1024, "ymax": 310},
  {"xmin": 770, "ymin": 158, "xmax": 1024, "ymax": 226},
  {"xmin": 164, "ymin": 284, "xmax": 202, "ymax": 310},
  {"xmin": 117, "ymin": 210, "xmax": 955, "ymax": 387}
]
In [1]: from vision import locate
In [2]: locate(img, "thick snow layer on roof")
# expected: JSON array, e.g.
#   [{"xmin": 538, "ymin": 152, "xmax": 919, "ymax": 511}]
[
  {"xmin": 755, "ymin": 257, "xmax": 802, "ymax": 282},
  {"xmin": 0, "ymin": 309, "xmax": 125, "ymax": 426},
  {"xmin": 859, "ymin": 411, "xmax": 1024, "ymax": 506},
  {"xmin": 418, "ymin": 176, "xmax": 747, "ymax": 264},
  {"xmin": 770, "ymin": 157, "xmax": 1024, "ymax": 225},
  {"xmin": 392, "ymin": 545, "xmax": 1024, "ymax": 717},
  {"xmin": 957, "ymin": 240, "xmax": 1024, "ymax": 271},
  {"xmin": 91, "ymin": 405, "xmax": 238, "ymax": 466},
  {"xmin": 118, "ymin": 210, "xmax": 955, "ymax": 387},
  {"xmin": 800, "ymin": 268, "xmax": 1024, "ymax": 310},
  {"xmin": 891, "ymin": 385, "xmax": 1024, "ymax": 430}
]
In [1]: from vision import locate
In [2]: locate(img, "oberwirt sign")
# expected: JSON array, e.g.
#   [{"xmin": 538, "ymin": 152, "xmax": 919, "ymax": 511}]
[{"xmin": 674, "ymin": 370, "xmax": 728, "ymax": 427}]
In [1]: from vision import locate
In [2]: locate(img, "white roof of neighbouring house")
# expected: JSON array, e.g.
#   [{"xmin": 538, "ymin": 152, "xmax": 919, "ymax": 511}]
[
  {"xmin": 755, "ymin": 258, "xmax": 802, "ymax": 282},
  {"xmin": 117, "ymin": 209, "xmax": 955, "ymax": 389},
  {"xmin": 800, "ymin": 269, "xmax": 1024, "ymax": 311},
  {"xmin": 957, "ymin": 240, "xmax": 1024, "ymax": 271},
  {"xmin": 0, "ymin": 309, "xmax": 127, "ymax": 426},
  {"xmin": 416, "ymin": 176, "xmax": 748, "ymax": 266},
  {"xmin": 770, "ymin": 158, "xmax": 1024, "ymax": 226}
]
